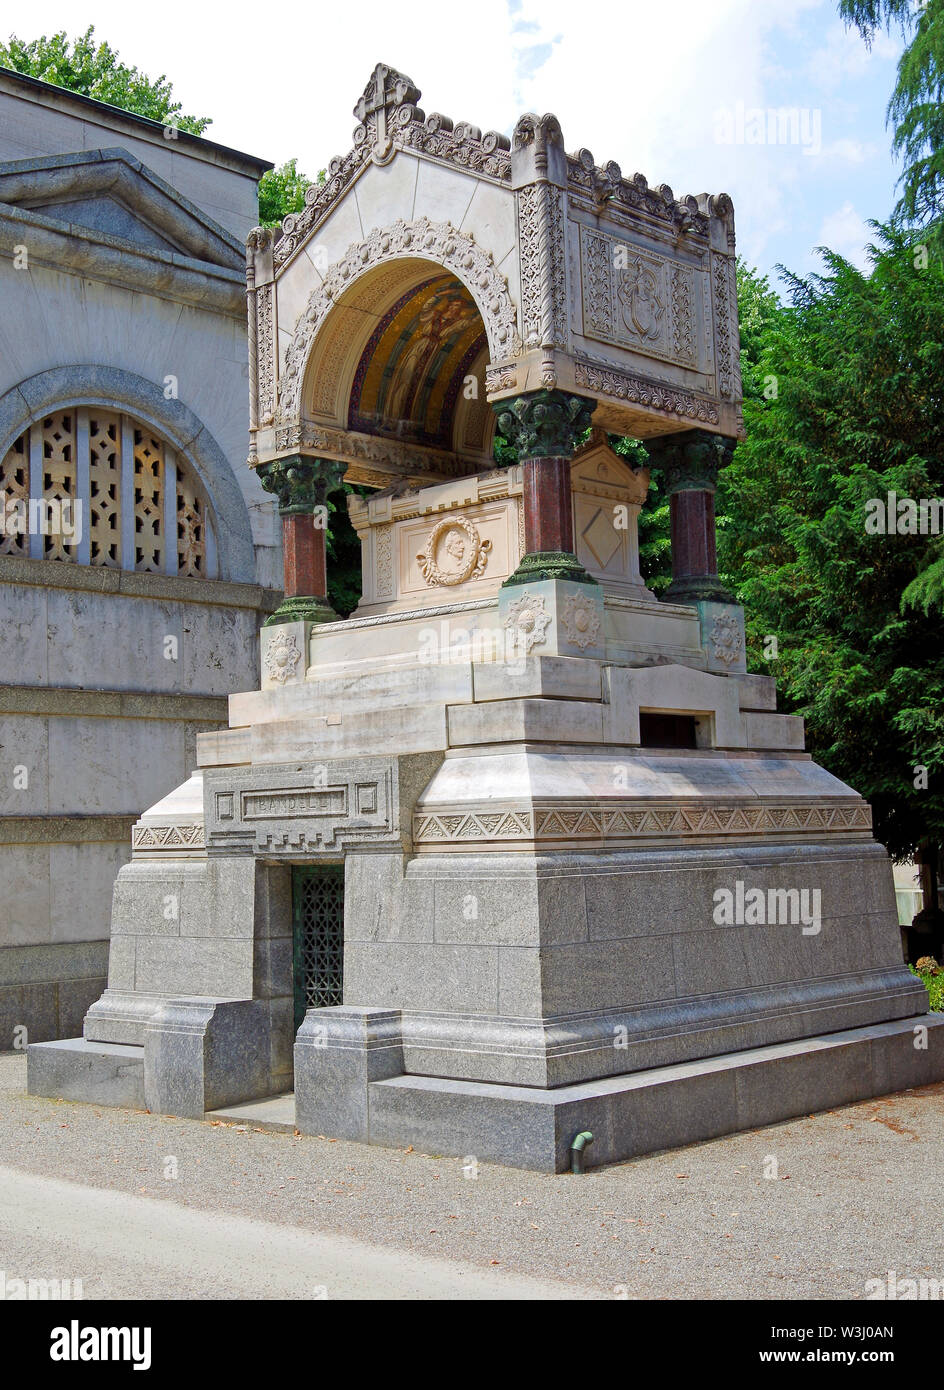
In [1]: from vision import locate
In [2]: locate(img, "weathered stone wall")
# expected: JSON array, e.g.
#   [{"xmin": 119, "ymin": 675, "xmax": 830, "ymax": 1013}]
[
  {"xmin": 0, "ymin": 70, "xmax": 265, "ymax": 242},
  {"xmin": 0, "ymin": 559, "xmax": 277, "ymax": 1046},
  {"xmin": 0, "ymin": 74, "xmax": 279, "ymax": 1046}
]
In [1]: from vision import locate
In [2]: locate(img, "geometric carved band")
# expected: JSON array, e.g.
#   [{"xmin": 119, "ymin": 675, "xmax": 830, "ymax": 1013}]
[
  {"xmin": 412, "ymin": 801, "xmax": 873, "ymax": 848},
  {"xmin": 132, "ymin": 822, "xmax": 206, "ymax": 855}
]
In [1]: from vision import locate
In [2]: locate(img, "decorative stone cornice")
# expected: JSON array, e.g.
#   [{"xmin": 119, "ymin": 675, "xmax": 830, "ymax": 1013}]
[
  {"xmin": 644, "ymin": 429, "xmax": 736, "ymax": 494},
  {"xmin": 265, "ymin": 63, "xmax": 734, "ymax": 283},
  {"xmin": 256, "ymin": 456, "xmax": 345, "ymax": 515},
  {"xmin": 573, "ymin": 360, "xmax": 720, "ymax": 426},
  {"xmin": 492, "ymin": 390, "xmax": 596, "ymax": 460},
  {"xmin": 264, "ymin": 423, "xmax": 466, "ymax": 484}
]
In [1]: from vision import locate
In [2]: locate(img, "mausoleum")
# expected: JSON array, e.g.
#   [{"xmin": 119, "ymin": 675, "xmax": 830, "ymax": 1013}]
[
  {"xmin": 30, "ymin": 64, "xmax": 944, "ymax": 1171},
  {"xmin": 0, "ymin": 68, "xmax": 279, "ymax": 1048}
]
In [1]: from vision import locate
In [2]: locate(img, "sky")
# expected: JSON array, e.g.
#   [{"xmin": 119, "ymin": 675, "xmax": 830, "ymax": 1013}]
[{"xmin": 5, "ymin": 0, "xmax": 908, "ymax": 288}]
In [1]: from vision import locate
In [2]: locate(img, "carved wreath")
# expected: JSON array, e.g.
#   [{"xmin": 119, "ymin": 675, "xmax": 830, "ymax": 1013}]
[
  {"xmin": 417, "ymin": 516, "xmax": 492, "ymax": 587},
  {"xmin": 503, "ymin": 593, "xmax": 552, "ymax": 654},
  {"xmin": 264, "ymin": 630, "xmax": 302, "ymax": 684},
  {"xmin": 560, "ymin": 591, "xmax": 602, "ymax": 650},
  {"xmin": 709, "ymin": 612, "xmax": 743, "ymax": 666}
]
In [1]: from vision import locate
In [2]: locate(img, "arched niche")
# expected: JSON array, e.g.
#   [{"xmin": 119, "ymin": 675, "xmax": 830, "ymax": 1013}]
[{"xmin": 301, "ymin": 258, "xmax": 494, "ymax": 478}]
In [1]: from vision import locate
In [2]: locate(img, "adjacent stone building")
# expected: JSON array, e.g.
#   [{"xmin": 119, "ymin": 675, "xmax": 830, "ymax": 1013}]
[{"xmin": 0, "ymin": 68, "xmax": 280, "ymax": 1044}]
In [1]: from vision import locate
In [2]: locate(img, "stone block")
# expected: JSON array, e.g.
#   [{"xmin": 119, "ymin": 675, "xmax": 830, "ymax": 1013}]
[
  {"xmin": 472, "ymin": 655, "xmax": 602, "ymax": 703},
  {"xmin": 344, "ymin": 940, "xmax": 500, "ymax": 1014},
  {"xmin": 0, "ymin": 982, "xmax": 57, "ymax": 1050},
  {"xmin": 144, "ymin": 997, "xmax": 273, "ymax": 1117},
  {"xmin": 27, "ymin": 1037, "xmax": 145, "ymax": 1109},
  {"xmin": 602, "ymin": 663, "xmax": 744, "ymax": 748},
  {"xmin": 366, "ymin": 1015, "xmax": 944, "ymax": 1171},
  {"xmin": 498, "ymin": 579, "xmax": 606, "ymax": 661},
  {"xmin": 294, "ymin": 1006, "xmax": 403, "ymax": 1142},
  {"xmin": 741, "ymin": 711, "xmax": 805, "ymax": 751},
  {"xmin": 731, "ymin": 673, "xmax": 777, "ymax": 712},
  {"xmin": 259, "ymin": 619, "xmax": 309, "ymax": 690},
  {"xmin": 694, "ymin": 599, "xmax": 748, "ymax": 675},
  {"xmin": 447, "ymin": 697, "xmax": 604, "ymax": 747}
]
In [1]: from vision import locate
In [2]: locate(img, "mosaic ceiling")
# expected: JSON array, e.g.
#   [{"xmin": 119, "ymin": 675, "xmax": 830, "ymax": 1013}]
[{"xmin": 348, "ymin": 274, "xmax": 486, "ymax": 450}]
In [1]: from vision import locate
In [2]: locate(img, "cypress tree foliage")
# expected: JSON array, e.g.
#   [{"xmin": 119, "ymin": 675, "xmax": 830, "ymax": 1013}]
[
  {"xmin": 840, "ymin": 0, "xmax": 944, "ymax": 247},
  {"xmin": 718, "ymin": 231, "xmax": 944, "ymax": 864}
]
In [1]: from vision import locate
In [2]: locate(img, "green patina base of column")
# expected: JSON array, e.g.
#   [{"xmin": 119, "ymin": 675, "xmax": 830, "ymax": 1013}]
[
  {"xmin": 502, "ymin": 551, "xmax": 599, "ymax": 588},
  {"xmin": 664, "ymin": 577, "xmax": 736, "ymax": 605},
  {"xmin": 263, "ymin": 596, "xmax": 339, "ymax": 628}
]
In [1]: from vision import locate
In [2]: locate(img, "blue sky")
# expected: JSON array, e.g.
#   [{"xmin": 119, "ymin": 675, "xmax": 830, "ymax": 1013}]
[{"xmin": 9, "ymin": 0, "xmax": 908, "ymax": 288}]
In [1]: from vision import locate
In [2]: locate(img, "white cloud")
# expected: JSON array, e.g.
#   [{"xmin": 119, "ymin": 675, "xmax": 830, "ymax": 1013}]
[
  {"xmin": 816, "ymin": 200, "xmax": 872, "ymax": 268},
  {"xmin": 807, "ymin": 20, "xmax": 902, "ymax": 91},
  {"xmin": 817, "ymin": 137, "xmax": 880, "ymax": 164}
]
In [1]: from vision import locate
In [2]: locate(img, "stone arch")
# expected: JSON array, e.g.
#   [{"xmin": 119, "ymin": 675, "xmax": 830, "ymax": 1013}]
[
  {"xmin": 0, "ymin": 365, "xmax": 255, "ymax": 581},
  {"xmin": 278, "ymin": 217, "xmax": 522, "ymax": 433}
]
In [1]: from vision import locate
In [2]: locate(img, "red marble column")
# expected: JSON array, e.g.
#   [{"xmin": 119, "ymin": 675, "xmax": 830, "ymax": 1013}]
[
  {"xmin": 522, "ymin": 457, "xmax": 575, "ymax": 555},
  {"xmin": 282, "ymin": 512, "xmax": 328, "ymax": 600},
  {"xmin": 669, "ymin": 488, "xmax": 717, "ymax": 586}
]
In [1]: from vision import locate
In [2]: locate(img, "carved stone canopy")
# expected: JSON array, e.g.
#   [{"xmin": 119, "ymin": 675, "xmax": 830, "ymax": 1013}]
[{"xmin": 246, "ymin": 62, "xmax": 744, "ymax": 492}]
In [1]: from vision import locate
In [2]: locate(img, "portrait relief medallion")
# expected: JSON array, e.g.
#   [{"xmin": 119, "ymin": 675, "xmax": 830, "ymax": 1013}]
[{"xmin": 417, "ymin": 516, "xmax": 492, "ymax": 587}]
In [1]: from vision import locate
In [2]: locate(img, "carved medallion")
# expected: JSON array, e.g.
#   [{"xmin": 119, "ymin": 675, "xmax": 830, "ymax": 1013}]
[
  {"xmin": 710, "ymin": 612, "xmax": 743, "ymax": 667},
  {"xmin": 503, "ymin": 594, "xmax": 551, "ymax": 653},
  {"xmin": 264, "ymin": 630, "xmax": 302, "ymax": 684},
  {"xmin": 417, "ymin": 516, "xmax": 492, "ymax": 587},
  {"xmin": 560, "ymin": 591, "xmax": 602, "ymax": 650}
]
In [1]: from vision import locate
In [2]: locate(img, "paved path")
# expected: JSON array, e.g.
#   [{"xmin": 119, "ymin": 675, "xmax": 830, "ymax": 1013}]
[
  {"xmin": 2, "ymin": 1054, "xmax": 943, "ymax": 1299},
  {"xmin": 0, "ymin": 1163, "xmax": 589, "ymax": 1300}
]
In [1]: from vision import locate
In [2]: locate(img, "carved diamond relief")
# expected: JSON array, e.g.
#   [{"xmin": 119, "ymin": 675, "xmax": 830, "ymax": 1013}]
[{"xmin": 581, "ymin": 506, "xmax": 622, "ymax": 570}]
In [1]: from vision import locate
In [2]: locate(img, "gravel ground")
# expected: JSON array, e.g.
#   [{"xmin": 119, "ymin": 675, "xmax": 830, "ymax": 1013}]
[{"xmin": 1, "ymin": 1052, "xmax": 942, "ymax": 1300}]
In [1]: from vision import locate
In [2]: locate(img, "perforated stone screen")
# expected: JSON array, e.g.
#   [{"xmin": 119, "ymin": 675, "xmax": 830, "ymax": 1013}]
[{"xmin": 0, "ymin": 409, "xmax": 218, "ymax": 577}]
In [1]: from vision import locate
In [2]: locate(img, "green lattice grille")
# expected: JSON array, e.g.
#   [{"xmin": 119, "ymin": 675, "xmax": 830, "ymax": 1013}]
[{"xmin": 292, "ymin": 865, "xmax": 345, "ymax": 1030}]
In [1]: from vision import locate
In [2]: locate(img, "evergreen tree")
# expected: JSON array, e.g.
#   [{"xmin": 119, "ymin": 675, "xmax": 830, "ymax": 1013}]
[
  {"xmin": 840, "ymin": 0, "xmax": 944, "ymax": 245},
  {"xmin": 718, "ymin": 234, "xmax": 944, "ymax": 869}
]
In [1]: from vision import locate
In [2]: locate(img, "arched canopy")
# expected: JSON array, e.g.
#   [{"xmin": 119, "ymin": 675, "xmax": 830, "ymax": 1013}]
[
  {"xmin": 296, "ymin": 257, "xmax": 493, "ymax": 485},
  {"xmin": 246, "ymin": 61, "xmax": 744, "ymax": 493}
]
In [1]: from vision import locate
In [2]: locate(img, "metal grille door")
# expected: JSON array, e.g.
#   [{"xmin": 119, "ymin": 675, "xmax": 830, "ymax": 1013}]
[{"xmin": 292, "ymin": 864, "xmax": 345, "ymax": 1030}]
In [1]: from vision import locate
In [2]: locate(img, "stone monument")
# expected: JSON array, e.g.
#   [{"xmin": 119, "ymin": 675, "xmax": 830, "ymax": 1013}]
[{"xmin": 30, "ymin": 65, "xmax": 944, "ymax": 1170}]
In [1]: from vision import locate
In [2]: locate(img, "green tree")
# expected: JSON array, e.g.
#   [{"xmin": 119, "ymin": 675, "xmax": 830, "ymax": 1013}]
[
  {"xmin": 0, "ymin": 28, "xmax": 318, "ymax": 224},
  {"xmin": 840, "ymin": 0, "xmax": 944, "ymax": 243},
  {"xmin": 258, "ymin": 159, "xmax": 320, "ymax": 228},
  {"xmin": 717, "ymin": 235, "xmax": 944, "ymax": 869},
  {"xmin": 0, "ymin": 26, "xmax": 210, "ymax": 133}
]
